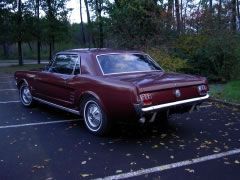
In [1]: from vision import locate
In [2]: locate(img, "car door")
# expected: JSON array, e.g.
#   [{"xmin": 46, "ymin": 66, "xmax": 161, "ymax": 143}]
[{"xmin": 34, "ymin": 54, "xmax": 80, "ymax": 108}]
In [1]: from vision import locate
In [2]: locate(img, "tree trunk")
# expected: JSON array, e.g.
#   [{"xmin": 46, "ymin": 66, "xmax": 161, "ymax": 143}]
[
  {"xmin": 209, "ymin": 0, "xmax": 213, "ymax": 13},
  {"xmin": 27, "ymin": 42, "xmax": 33, "ymax": 51},
  {"xmin": 18, "ymin": 41, "xmax": 23, "ymax": 66},
  {"xmin": 49, "ymin": 42, "xmax": 52, "ymax": 60},
  {"xmin": 196, "ymin": 0, "xmax": 202, "ymax": 34},
  {"xmin": 218, "ymin": 0, "xmax": 222, "ymax": 29},
  {"xmin": 17, "ymin": 0, "xmax": 23, "ymax": 66},
  {"xmin": 167, "ymin": 0, "xmax": 174, "ymax": 31},
  {"xmin": 47, "ymin": 0, "xmax": 54, "ymax": 60},
  {"xmin": 237, "ymin": 0, "xmax": 240, "ymax": 30},
  {"xmin": 84, "ymin": 0, "xmax": 95, "ymax": 47},
  {"xmin": 2, "ymin": 43, "xmax": 9, "ymax": 58},
  {"xmin": 36, "ymin": 0, "xmax": 41, "ymax": 64},
  {"xmin": 52, "ymin": 36, "xmax": 55, "ymax": 52},
  {"xmin": 80, "ymin": 0, "xmax": 86, "ymax": 45},
  {"xmin": 37, "ymin": 41, "xmax": 41, "ymax": 64},
  {"xmin": 231, "ymin": 0, "xmax": 237, "ymax": 32},
  {"xmin": 180, "ymin": 0, "xmax": 183, "ymax": 22},
  {"xmin": 183, "ymin": 0, "xmax": 189, "ymax": 33},
  {"xmin": 175, "ymin": 0, "xmax": 181, "ymax": 35},
  {"xmin": 96, "ymin": 0, "xmax": 103, "ymax": 48}
]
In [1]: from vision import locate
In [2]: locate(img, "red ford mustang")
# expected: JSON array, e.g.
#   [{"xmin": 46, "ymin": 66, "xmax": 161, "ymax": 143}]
[{"xmin": 15, "ymin": 49, "xmax": 209, "ymax": 135}]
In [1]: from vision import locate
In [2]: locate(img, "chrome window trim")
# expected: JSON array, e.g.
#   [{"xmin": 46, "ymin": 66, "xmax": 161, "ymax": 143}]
[
  {"xmin": 33, "ymin": 97, "xmax": 80, "ymax": 115},
  {"xmin": 96, "ymin": 53, "xmax": 163, "ymax": 76},
  {"xmin": 141, "ymin": 94, "xmax": 209, "ymax": 112},
  {"xmin": 74, "ymin": 55, "xmax": 81, "ymax": 75}
]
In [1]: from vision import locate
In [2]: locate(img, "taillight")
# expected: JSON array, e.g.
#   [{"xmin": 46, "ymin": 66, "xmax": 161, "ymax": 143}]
[
  {"xmin": 140, "ymin": 93, "xmax": 152, "ymax": 106},
  {"xmin": 197, "ymin": 85, "xmax": 208, "ymax": 96}
]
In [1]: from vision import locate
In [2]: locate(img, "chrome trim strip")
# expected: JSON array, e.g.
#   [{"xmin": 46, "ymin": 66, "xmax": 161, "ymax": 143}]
[
  {"xmin": 33, "ymin": 97, "xmax": 80, "ymax": 115},
  {"xmin": 141, "ymin": 94, "xmax": 210, "ymax": 112}
]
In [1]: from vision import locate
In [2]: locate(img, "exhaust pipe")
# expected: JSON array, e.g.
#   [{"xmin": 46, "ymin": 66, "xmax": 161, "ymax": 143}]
[
  {"xmin": 139, "ymin": 117, "xmax": 146, "ymax": 124},
  {"xmin": 189, "ymin": 104, "xmax": 197, "ymax": 113},
  {"xmin": 149, "ymin": 112, "xmax": 157, "ymax": 123}
]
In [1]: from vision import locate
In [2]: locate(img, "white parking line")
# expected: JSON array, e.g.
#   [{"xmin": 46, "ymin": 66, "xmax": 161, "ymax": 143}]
[
  {"xmin": 96, "ymin": 149, "xmax": 240, "ymax": 180},
  {"xmin": 0, "ymin": 89, "xmax": 18, "ymax": 91},
  {"xmin": 0, "ymin": 100, "xmax": 20, "ymax": 104},
  {"xmin": 0, "ymin": 119, "xmax": 81, "ymax": 129}
]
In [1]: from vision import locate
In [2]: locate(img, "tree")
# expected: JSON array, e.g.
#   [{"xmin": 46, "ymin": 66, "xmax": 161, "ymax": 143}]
[
  {"xmin": 41, "ymin": 0, "xmax": 70, "ymax": 60},
  {"xmin": 17, "ymin": 0, "xmax": 23, "ymax": 66},
  {"xmin": 80, "ymin": 0, "xmax": 86, "ymax": 45},
  {"xmin": 106, "ymin": 0, "xmax": 165, "ymax": 49},
  {"xmin": 84, "ymin": 0, "xmax": 95, "ymax": 47},
  {"xmin": 175, "ymin": 0, "xmax": 181, "ymax": 35},
  {"xmin": 167, "ymin": 0, "xmax": 174, "ymax": 31},
  {"xmin": 95, "ymin": 0, "xmax": 104, "ymax": 48},
  {"xmin": 231, "ymin": 0, "xmax": 237, "ymax": 31},
  {"xmin": 36, "ymin": 0, "xmax": 41, "ymax": 64},
  {"xmin": 237, "ymin": 0, "xmax": 240, "ymax": 30},
  {"xmin": 0, "ymin": 0, "xmax": 15, "ymax": 58}
]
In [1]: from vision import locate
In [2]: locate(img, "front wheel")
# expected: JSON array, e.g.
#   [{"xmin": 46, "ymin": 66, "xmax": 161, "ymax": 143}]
[
  {"xmin": 83, "ymin": 97, "xmax": 111, "ymax": 135},
  {"xmin": 19, "ymin": 83, "xmax": 34, "ymax": 107}
]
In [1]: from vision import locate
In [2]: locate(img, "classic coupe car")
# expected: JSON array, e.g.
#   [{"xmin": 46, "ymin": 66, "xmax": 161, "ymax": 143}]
[{"xmin": 15, "ymin": 49, "xmax": 209, "ymax": 135}]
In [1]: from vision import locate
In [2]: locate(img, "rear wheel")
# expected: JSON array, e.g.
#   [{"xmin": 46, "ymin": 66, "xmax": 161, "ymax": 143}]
[
  {"xmin": 19, "ymin": 83, "xmax": 34, "ymax": 107},
  {"xmin": 83, "ymin": 97, "xmax": 111, "ymax": 135}
]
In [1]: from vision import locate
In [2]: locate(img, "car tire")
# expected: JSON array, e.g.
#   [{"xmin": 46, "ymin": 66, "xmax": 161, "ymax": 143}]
[
  {"xmin": 19, "ymin": 82, "xmax": 34, "ymax": 107},
  {"xmin": 83, "ymin": 97, "xmax": 111, "ymax": 135}
]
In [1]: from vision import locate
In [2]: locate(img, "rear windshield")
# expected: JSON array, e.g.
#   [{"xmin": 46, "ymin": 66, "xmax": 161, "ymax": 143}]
[{"xmin": 97, "ymin": 54, "xmax": 162, "ymax": 74}]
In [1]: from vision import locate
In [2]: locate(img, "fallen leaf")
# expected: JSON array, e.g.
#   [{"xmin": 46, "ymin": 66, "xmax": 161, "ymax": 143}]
[
  {"xmin": 80, "ymin": 174, "xmax": 91, "ymax": 177},
  {"xmin": 234, "ymin": 160, "xmax": 240, "ymax": 164},
  {"xmin": 224, "ymin": 161, "xmax": 231, "ymax": 165},
  {"xmin": 185, "ymin": 168, "xmax": 195, "ymax": 173},
  {"xmin": 81, "ymin": 161, "xmax": 87, "ymax": 165},
  {"xmin": 33, "ymin": 165, "xmax": 45, "ymax": 169},
  {"xmin": 116, "ymin": 170, "xmax": 123, "ymax": 173}
]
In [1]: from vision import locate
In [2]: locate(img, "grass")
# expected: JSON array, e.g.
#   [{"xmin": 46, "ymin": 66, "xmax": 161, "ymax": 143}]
[
  {"xmin": 210, "ymin": 80, "xmax": 240, "ymax": 104},
  {"xmin": 0, "ymin": 64, "xmax": 45, "ymax": 74}
]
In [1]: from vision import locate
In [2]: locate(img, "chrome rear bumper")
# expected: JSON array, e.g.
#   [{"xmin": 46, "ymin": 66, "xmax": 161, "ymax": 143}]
[{"xmin": 141, "ymin": 94, "xmax": 209, "ymax": 112}]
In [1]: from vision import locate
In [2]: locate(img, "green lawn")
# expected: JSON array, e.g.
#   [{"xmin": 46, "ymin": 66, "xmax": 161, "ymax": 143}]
[
  {"xmin": 210, "ymin": 80, "xmax": 240, "ymax": 104},
  {"xmin": 0, "ymin": 64, "xmax": 45, "ymax": 74}
]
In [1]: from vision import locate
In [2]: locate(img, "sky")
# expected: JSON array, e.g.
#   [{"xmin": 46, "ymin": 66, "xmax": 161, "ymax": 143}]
[{"xmin": 67, "ymin": 0, "xmax": 87, "ymax": 23}]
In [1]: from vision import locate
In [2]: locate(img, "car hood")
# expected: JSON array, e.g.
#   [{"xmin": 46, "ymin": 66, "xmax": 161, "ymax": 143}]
[{"xmin": 106, "ymin": 71, "xmax": 207, "ymax": 93}]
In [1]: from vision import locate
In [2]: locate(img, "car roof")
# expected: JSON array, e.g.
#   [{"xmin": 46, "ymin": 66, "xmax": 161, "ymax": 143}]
[{"xmin": 58, "ymin": 48, "xmax": 144, "ymax": 55}]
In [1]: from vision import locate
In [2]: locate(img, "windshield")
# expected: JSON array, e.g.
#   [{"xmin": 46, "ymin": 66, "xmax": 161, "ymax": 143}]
[{"xmin": 97, "ymin": 53, "xmax": 162, "ymax": 75}]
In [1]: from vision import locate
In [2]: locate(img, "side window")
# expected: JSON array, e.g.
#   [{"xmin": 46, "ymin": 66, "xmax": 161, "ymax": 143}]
[{"xmin": 49, "ymin": 54, "xmax": 78, "ymax": 75}]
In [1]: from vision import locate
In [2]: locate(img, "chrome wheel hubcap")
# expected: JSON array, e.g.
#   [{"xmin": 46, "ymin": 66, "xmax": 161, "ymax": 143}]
[
  {"xmin": 21, "ymin": 86, "xmax": 32, "ymax": 105},
  {"xmin": 86, "ymin": 102, "xmax": 102, "ymax": 129}
]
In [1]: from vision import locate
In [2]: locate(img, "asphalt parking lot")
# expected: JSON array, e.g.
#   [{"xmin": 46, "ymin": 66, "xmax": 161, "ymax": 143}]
[{"xmin": 0, "ymin": 73, "xmax": 240, "ymax": 180}]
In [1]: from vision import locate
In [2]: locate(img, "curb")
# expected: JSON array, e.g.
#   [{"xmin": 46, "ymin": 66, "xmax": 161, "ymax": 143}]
[{"xmin": 209, "ymin": 97, "xmax": 240, "ymax": 109}]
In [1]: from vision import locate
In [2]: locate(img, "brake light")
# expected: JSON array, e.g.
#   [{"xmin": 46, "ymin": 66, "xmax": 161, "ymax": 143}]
[
  {"xmin": 197, "ymin": 85, "xmax": 208, "ymax": 96},
  {"xmin": 140, "ymin": 93, "xmax": 152, "ymax": 106}
]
